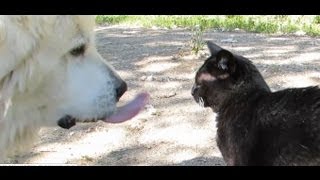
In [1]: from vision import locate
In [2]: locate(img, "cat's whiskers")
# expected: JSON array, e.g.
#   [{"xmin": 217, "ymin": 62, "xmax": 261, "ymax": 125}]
[{"xmin": 198, "ymin": 97, "xmax": 204, "ymax": 107}]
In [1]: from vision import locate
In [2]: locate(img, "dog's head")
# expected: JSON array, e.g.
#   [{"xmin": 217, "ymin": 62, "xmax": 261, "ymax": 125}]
[
  {"xmin": 0, "ymin": 16, "xmax": 132, "ymax": 129},
  {"xmin": 191, "ymin": 41, "xmax": 270, "ymax": 112}
]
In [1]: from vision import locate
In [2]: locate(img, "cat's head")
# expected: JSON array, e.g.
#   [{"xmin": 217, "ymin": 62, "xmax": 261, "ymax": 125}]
[{"xmin": 191, "ymin": 41, "xmax": 270, "ymax": 111}]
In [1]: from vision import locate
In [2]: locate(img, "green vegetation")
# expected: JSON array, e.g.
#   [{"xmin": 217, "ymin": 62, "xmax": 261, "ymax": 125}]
[{"xmin": 96, "ymin": 15, "xmax": 320, "ymax": 37}]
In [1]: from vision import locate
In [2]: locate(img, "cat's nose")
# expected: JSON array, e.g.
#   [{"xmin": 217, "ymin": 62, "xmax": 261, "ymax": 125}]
[{"xmin": 191, "ymin": 84, "xmax": 198, "ymax": 96}]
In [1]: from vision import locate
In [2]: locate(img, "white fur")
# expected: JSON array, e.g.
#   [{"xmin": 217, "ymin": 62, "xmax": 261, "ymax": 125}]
[{"xmin": 0, "ymin": 15, "xmax": 124, "ymax": 161}]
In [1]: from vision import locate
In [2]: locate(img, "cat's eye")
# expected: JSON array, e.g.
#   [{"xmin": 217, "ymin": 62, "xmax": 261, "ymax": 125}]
[
  {"xmin": 206, "ymin": 61, "xmax": 215, "ymax": 70},
  {"xmin": 70, "ymin": 44, "xmax": 86, "ymax": 56}
]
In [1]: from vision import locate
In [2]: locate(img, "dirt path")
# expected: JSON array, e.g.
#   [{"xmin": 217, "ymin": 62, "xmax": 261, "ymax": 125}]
[{"xmin": 5, "ymin": 25, "xmax": 320, "ymax": 165}]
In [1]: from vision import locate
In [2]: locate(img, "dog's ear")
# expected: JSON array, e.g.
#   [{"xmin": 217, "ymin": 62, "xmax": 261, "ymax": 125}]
[
  {"xmin": 206, "ymin": 41, "xmax": 222, "ymax": 56},
  {"xmin": 216, "ymin": 49, "xmax": 236, "ymax": 75}
]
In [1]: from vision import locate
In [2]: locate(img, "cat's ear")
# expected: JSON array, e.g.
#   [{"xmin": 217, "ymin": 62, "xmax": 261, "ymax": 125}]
[
  {"xmin": 216, "ymin": 49, "xmax": 236, "ymax": 75},
  {"xmin": 206, "ymin": 41, "xmax": 222, "ymax": 55}
]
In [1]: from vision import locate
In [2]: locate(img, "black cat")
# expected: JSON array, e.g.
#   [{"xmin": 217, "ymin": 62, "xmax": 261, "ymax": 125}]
[{"xmin": 191, "ymin": 41, "xmax": 320, "ymax": 166}]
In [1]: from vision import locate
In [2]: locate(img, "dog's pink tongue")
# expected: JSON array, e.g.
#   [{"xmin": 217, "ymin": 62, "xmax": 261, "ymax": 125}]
[{"xmin": 104, "ymin": 92, "xmax": 150, "ymax": 123}]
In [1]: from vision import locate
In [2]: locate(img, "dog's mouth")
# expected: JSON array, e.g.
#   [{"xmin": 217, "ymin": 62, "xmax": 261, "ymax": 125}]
[{"xmin": 57, "ymin": 92, "xmax": 150, "ymax": 129}]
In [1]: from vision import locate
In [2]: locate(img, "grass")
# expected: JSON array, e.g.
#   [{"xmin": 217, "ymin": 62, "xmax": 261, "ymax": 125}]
[
  {"xmin": 190, "ymin": 25, "xmax": 205, "ymax": 55},
  {"xmin": 95, "ymin": 15, "xmax": 320, "ymax": 37}
]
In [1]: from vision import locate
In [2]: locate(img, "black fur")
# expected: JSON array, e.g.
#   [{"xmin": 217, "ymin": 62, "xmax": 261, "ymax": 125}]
[
  {"xmin": 191, "ymin": 41, "xmax": 320, "ymax": 166},
  {"xmin": 57, "ymin": 115, "xmax": 76, "ymax": 129}
]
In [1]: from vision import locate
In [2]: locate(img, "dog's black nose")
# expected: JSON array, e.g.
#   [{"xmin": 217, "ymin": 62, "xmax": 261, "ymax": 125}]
[{"xmin": 116, "ymin": 81, "xmax": 127, "ymax": 100}]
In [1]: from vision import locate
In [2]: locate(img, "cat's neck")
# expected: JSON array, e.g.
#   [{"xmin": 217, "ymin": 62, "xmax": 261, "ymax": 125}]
[{"xmin": 217, "ymin": 87, "xmax": 269, "ymax": 115}]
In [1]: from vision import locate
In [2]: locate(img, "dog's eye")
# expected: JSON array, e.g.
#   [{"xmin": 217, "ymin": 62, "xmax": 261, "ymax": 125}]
[{"xmin": 70, "ymin": 44, "xmax": 86, "ymax": 56}]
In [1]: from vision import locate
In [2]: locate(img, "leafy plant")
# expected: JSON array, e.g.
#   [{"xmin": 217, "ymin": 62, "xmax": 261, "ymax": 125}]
[{"xmin": 190, "ymin": 25, "xmax": 205, "ymax": 55}]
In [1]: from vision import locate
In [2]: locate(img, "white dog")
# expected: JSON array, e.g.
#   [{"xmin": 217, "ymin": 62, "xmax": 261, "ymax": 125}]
[{"xmin": 0, "ymin": 15, "xmax": 149, "ymax": 161}]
